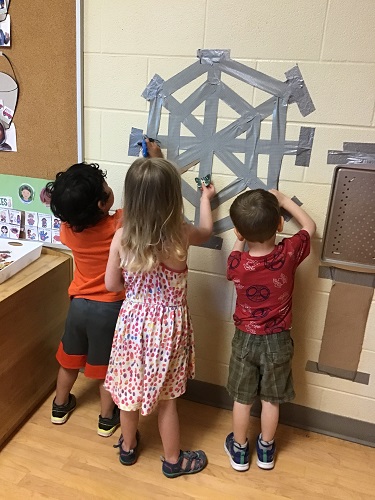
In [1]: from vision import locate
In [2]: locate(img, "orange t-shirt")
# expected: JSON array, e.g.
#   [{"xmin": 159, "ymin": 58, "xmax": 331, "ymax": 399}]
[{"xmin": 60, "ymin": 209, "xmax": 125, "ymax": 302}]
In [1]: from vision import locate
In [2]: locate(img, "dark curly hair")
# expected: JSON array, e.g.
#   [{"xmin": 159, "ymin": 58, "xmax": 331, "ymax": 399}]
[{"xmin": 45, "ymin": 163, "xmax": 110, "ymax": 232}]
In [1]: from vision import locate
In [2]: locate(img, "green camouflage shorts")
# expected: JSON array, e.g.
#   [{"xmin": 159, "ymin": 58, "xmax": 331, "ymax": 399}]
[{"xmin": 227, "ymin": 328, "xmax": 295, "ymax": 405}]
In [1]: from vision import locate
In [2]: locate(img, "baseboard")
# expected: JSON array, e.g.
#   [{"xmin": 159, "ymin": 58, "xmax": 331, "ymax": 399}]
[{"xmin": 182, "ymin": 379, "xmax": 375, "ymax": 448}]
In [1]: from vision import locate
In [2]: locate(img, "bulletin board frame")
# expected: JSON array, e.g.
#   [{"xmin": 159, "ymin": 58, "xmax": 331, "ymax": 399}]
[{"xmin": 0, "ymin": 0, "xmax": 83, "ymax": 180}]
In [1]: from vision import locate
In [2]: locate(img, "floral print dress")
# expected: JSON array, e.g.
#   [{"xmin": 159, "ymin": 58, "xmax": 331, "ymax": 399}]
[{"xmin": 104, "ymin": 263, "xmax": 195, "ymax": 416}]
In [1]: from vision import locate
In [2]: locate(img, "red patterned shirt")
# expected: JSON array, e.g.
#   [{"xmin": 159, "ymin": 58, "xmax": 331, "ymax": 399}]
[{"xmin": 227, "ymin": 230, "xmax": 310, "ymax": 335}]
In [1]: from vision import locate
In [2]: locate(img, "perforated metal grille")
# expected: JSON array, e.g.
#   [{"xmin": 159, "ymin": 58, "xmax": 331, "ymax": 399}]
[{"xmin": 321, "ymin": 165, "xmax": 375, "ymax": 270}]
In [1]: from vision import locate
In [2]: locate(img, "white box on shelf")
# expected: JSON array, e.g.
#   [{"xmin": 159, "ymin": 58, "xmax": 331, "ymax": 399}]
[{"xmin": 0, "ymin": 239, "xmax": 43, "ymax": 284}]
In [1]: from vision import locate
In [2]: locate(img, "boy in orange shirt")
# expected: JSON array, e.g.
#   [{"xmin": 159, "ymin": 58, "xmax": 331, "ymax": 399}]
[{"xmin": 46, "ymin": 163, "xmax": 124, "ymax": 436}]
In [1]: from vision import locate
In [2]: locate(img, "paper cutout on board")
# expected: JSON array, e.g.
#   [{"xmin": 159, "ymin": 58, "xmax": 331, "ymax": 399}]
[
  {"xmin": 0, "ymin": 195, "xmax": 11, "ymax": 207},
  {"xmin": 0, "ymin": 15, "xmax": 10, "ymax": 47},
  {"xmin": 24, "ymin": 210, "xmax": 62, "ymax": 245},
  {"xmin": 0, "ymin": 207, "xmax": 21, "ymax": 239},
  {"xmin": 0, "ymin": 0, "xmax": 10, "ymax": 23},
  {"xmin": 19, "ymin": 183, "xmax": 35, "ymax": 204},
  {"xmin": 0, "ymin": 195, "xmax": 62, "ymax": 245},
  {"xmin": 0, "ymin": 121, "xmax": 16, "ymax": 151},
  {"xmin": 0, "ymin": 52, "xmax": 18, "ymax": 131},
  {"xmin": 0, "ymin": 175, "xmax": 64, "ymax": 248}
]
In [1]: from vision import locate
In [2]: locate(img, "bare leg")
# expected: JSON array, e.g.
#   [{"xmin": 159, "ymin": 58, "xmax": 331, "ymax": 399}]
[
  {"xmin": 232, "ymin": 401, "xmax": 251, "ymax": 445},
  {"xmin": 260, "ymin": 401, "xmax": 279, "ymax": 441},
  {"xmin": 98, "ymin": 381, "xmax": 115, "ymax": 418},
  {"xmin": 54, "ymin": 367, "xmax": 79, "ymax": 405},
  {"xmin": 120, "ymin": 409, "xmax": 139, "ymax": 451},
  {"xmin": 158, "ymin": 399, "xmax": 180, "ymax": 463}
]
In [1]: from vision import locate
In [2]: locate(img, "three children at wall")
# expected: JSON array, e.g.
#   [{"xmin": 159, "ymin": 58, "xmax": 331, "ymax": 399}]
[{"xmin": 46, "ymin": 139, "xmax": 316, "ymax": 477}]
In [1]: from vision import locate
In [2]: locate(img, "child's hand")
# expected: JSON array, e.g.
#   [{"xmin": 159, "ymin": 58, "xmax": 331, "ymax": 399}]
[
  {"xmin": 146, "ymin": 138, "xmax": 164, "ymax": 158},
  {"xmin": 200, "ymin": 182, "xmax": 216, "ymax": 200},
  {"xmin": 269, "ymin": 188, "xmax": 288, "ymax": 207}
]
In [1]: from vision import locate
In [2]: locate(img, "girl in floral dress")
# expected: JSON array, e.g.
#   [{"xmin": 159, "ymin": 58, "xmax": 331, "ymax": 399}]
[{"xmin": 104, "ymin": 141, "xmax": 215, "ymax": 478}]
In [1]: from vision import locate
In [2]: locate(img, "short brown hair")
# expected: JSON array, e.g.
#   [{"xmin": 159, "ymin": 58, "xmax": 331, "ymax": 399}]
[{"xmin": 230, "ymin": 189, "xmax": 280, "ymax": 243}]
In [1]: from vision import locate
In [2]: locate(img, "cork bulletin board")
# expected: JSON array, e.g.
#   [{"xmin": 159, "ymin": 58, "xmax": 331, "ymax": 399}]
[{"xmin": 0, "ymin": 0, "xmax": 83, "ymax": 180}]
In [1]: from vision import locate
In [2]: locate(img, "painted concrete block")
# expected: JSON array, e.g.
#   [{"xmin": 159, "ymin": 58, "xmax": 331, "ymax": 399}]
[
  {"xmin": 101, "ymin": 1, "xmax": 205, "ymax": 56},
  {"xmin": 205, "ymin": 0, "xmax": 326, "ymax": 60},
  {"xmin": 188, "ymin": 271, "xmax": 234, "ymax": 322},
  {"xmin": 84, "ymin": 54, "xmax": 148, "ymax": 111},
  {"xmin": 322, "ymin": 0, "xmax": 375, "ymax": 63}
]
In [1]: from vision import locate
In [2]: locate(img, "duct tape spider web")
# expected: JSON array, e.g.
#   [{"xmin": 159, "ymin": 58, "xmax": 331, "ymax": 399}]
[{"xmin": 129, "ymin": 49, "xmax": 315, "ymax": 249}]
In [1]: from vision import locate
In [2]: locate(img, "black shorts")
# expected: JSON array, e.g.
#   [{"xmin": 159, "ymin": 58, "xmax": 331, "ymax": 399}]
[{"xmin": 56, "ymin": 298, "xmax": 122, "ymax": 379}]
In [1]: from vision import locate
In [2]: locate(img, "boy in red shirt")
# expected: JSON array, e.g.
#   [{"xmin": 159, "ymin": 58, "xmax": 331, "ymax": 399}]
[
  {"xmin": 225, "ymin": 189, "xmax": 316, "ymax": 471},
  {"xmin": 46, "ymin": 163, "xmax": 124, "ymax": 437}
]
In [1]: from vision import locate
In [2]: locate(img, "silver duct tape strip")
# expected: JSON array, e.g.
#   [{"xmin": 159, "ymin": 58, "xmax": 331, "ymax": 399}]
[
  {"xmin": 170, "ymin": 136, "xmax": 302, "ymax": 156},
  {"xmin": 219, "ymin": 82, "xmax": 258, "ymax": 117},
  {"xmin": 210, "ymin": 178, "xmax": 248, "ymax": 210},
  {"xmin": 215, "ymin": 110, "xmax": 260, "ymax": 144},
  {"xmin": 291, "ymin": 195, "xmax": 302, "ymax": 206},
  {"xmin": 327, "ymin": 151, "xmax": 375, "ymax": 164},
  {"xmin": 163, "ymin": 61, "xmax": 207, "ymax": 96},
  {"xmin": 199, "ymin": 234, "xmax": 224, "ymax": 250},
  {"xmin": 142, "ymin": 74, "xmax": 165, "ymax": 100},
  {"xmin": 343, "ymin": 142, "xmax": 375, "ymax": 153},
  {"xmin": 175, "ymin": 146, "xmax": 201, "ymax": 171},
  {"xmin": 318, "ymin": 266, "xmax": 375, "ymax": 288},
  {"xmin": 163, "ymin": 94, "xmax": 203, "ymax": 137},
  {"xmin": 225, "ymin": 138, "xmax": 299, "ymax": 154},
  {"xmin": 305, "ymin": 360, "xmax": 370, "ymax": 385},
  {"xmin": 207, "ymin": 64, "xmax": 221, "ymax": 85},
  {"xmin": 285, "ymin": 66, "xmax": 315, "ymax": 117},
  {"xmin": 146, "ymin": 97, "xmax": 164, "ymax": 139},
  {"xmin": 197, "ymin": 87, "xmax": 220, "ymax": 188},
  {"xmin": 215, "ymin": 149, "xmax": 250, "ymax": 179},
  {"xmin": 142, "ymin": 74, "xmax": 165, "ymax": 139},
  {"xmin": 295, "ymin": 127, "xmax": 315, "ymax": 167},
  {"xmin": 128, "ymin": 127, "xmax": 143, "ymax": 156},
  {"xmin": 166, "ymin": 115, "xmax": 181, "ymax": 160},
  {"xmin": 213, "ymin": 215, "xmax": 233, "ymax": 234},
  {"xmin": 181, "ymin": 178, "xmax": 200, "ymax": 207},
  {"xmin": 167, "ymin": 81, "xmax": 217, "ymax": 121},
  {"xmin": 256, "ymin": 96, "xmax": 279, "ymax": 120},
  {"xmin": 197, "ymin": 49, "xmax": 231, "ymax": 65},
  {"xmin": 267, "ymin": 97, "xmax": 288, "ymax": 188},
  {"xmin": 281, "ymin": 195, "xmax": 302, "ymax": 222},
  {"xmin": 220, "ymin": 59, "xmax": 287, "ymax": 98},
  {"xmin": 244, "ymin": 117, "xmax": 261, "ymax": 183}
]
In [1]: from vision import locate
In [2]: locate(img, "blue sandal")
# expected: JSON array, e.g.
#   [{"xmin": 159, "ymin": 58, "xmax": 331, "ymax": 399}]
[
  {"xmin": 161, "ymin": 449, "xmax": 207, "ymax": 478},
  {"xmin": 113, "ymin": 431, "xmax": 140, "ymax": 466}
]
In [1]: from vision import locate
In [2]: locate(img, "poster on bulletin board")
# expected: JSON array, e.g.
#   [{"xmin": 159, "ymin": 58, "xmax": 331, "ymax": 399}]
[
  {"xmin": 0, "ymin": 0, "xmax": 83, "ymax": 249},
  {"xmin": 0, "ymin": 173, "xmax": 63, "ymax": 246}
]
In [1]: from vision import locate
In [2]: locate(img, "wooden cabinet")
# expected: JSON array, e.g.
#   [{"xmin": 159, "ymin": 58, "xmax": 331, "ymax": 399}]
[{"xmin": 0, "ymin": 248, "xmax": 72, "ymax": 447}]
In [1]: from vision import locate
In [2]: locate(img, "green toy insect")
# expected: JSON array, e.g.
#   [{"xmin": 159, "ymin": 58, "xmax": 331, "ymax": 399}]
[{"xmin": 195, "ymin": 174, "xmax": 211, "ymax": 188}]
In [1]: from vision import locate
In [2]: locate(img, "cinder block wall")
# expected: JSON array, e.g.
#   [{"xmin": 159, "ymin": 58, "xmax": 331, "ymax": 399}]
[{"xmin": 83, "ymin": 0, "xmax": 375, "ymax": 424}]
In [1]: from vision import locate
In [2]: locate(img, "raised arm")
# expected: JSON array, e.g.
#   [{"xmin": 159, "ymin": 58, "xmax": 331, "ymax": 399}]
[
  {"xmin": 105, "ymin": 228, "xmax": 125, "ymax": 292},
  {"xmin": 269, "ymin": 189, "xmax": 316, "ymax": 237},
  {"xmin": 146, "ymin": 138, "xmax": 164, "ymax": 158},
  {"xmin": 187, "ymin": 183, "xmax": 216, "ymax": 246}
]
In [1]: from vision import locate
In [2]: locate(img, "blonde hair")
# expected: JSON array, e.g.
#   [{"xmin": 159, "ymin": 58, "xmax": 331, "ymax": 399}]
[{"xmin": 120, "ymin": 157, "xmax": 187, "ymax": 272}]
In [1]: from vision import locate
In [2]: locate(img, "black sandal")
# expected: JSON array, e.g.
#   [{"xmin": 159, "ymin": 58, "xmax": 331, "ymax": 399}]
[{"xmin": 161, "ymin": 449, "xmax": 207, "ymax": 478}]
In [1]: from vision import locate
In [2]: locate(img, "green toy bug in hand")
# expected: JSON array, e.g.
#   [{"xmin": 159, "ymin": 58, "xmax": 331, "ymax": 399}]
[{"xmin": 195, "ymin": 174, "xmax": 211, "ymax": 188}]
